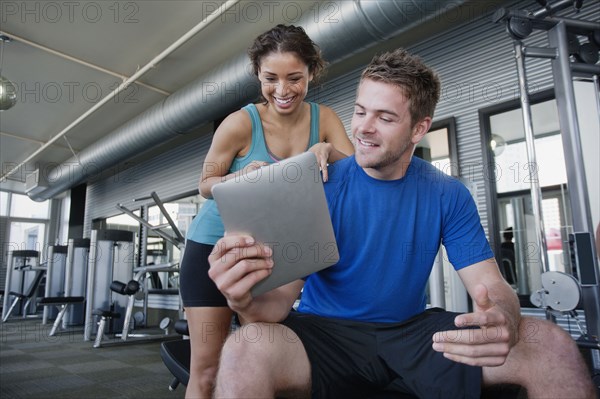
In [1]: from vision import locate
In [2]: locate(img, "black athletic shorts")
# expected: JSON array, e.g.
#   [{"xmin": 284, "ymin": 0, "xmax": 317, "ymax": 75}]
[
  {"xmin": 281, "ymin": 308, "xmax": 482, "ymax": 399},
  {"xmin": 179, "ymin": 240, "xmax": 228, "ymax": 307}
]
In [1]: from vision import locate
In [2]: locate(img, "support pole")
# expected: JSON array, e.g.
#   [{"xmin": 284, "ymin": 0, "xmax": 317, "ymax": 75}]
[
  {"xmin": 547, "ymin": 21, "xmax": 600, "ymax": 351},
  {"xmin": 513, "ymin": 42, "xmax": 551, "ymax": 275}
]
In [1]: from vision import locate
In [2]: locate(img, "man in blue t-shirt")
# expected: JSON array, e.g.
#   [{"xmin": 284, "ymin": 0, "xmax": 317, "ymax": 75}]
[{"xmin": 208, "ymin": 49, "xmax": 595, "ymax": 398}]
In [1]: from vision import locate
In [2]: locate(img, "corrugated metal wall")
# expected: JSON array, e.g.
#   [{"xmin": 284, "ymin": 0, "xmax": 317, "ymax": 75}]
[
  {"xmin": 83, "ymin": 134, "xmax": 213, "ymax": 237},
  {"xmin": 82, "ymin": 0, "xmax": 598, "ymax": 238}
]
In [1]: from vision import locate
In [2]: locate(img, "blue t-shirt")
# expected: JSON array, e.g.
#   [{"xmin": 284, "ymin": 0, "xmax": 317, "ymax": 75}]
[
  {"xmin": 298, "ymin": 156, "xmax": 494, "ymax": 323},
  {"xmin": 187, "ymin": 102, "xmax": 321, "ymax": 245}
]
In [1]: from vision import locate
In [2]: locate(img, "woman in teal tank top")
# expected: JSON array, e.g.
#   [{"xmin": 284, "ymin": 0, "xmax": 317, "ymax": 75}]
[{"xmin": 179, "ymin": 24, "xmax": 354, "ymax": 398}]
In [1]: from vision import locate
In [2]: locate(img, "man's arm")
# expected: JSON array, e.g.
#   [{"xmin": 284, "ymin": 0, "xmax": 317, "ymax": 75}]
[
  {"xmin": 432, "ymin": 258, "xmax": 521, "ymax": 367},
  {"xmin": 208, "ymin": 234, "xmax": 303, "ymax": 324}
]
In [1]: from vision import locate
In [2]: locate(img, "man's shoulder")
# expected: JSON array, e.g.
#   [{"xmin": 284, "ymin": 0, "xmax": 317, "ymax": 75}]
[
  {"xmin": 327, "ymin": 156, "xmax": 355, "ymax": 181},
  {"xmin": 323, "ymin": 156, "xmax": 355, "ymax": 203},
  {"xmin": 410, "ymin": 157, "xmax": 461, "ymax": 185}
]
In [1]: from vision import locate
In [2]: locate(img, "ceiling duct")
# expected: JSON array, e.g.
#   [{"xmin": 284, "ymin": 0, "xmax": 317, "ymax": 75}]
[{"xmin": 29, "ymin": 0, "xmax": 465, "ymax": 201}]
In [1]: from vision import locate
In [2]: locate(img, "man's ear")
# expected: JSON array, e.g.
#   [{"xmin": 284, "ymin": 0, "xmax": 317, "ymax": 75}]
[{"xmin": 411, "ymin": 117, "xmax": 432, "ymax": 144}]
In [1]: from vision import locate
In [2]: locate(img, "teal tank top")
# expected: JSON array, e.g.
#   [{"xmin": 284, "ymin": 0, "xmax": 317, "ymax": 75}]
[{"xmin": 186, "ymin": 102, "xmax": 321, "ymax": 244}]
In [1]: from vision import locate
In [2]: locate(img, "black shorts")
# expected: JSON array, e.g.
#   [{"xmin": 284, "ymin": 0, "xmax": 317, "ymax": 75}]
[
  {"xmin": 281, "ymin": 309, "xmax": 482, "ymax": 399},
  {"xmin": 179, "ymin": 240, "xmax": 228, "ymax": 307}
]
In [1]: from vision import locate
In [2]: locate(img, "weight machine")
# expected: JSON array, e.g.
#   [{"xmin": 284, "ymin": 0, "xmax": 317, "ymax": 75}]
[
  {"xmin": 494, "ymin": 0, "xmax": 600, "ymax": 369},
  {"xmin": 96, "ymin": 191, "xmax": 186, "ymax": 346},
  {"xmin": 41, "ymin": 245, "xmax": 67, "ymax": 323},
  {"xmin": 2, "ymin": 250, "xmax": 44, "ymax": 322},
  {"xmin": 83, "ymin": 229, "xmax": 135, "ymax": 344},
  {"xmin": 38, "ymin": 239, "xmax": 90, "ymax": 337}
]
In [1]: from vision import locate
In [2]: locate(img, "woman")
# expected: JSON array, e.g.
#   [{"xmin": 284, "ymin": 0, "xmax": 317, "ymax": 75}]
[{"xmin": 179, "ymin": 24, "xmax": 354, "ymax": 397}]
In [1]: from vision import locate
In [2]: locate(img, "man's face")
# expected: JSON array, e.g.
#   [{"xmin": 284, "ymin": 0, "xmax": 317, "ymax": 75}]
[{"xmin": 351, "ymin": 78, "xmax": 429, "ymax": 180}]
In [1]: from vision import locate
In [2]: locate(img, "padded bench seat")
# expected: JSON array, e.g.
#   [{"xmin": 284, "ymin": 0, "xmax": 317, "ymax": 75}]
[
  {"xmin": 37, "ymin": 296, "xmax": 85, "ymax": 336},
  {"xmin": 39, "ymin": 296, "xmax": 84, "ymax": 305},
  {"xmin": 160, "ymin": 339, "xmax": 190, "ymax": 390}
]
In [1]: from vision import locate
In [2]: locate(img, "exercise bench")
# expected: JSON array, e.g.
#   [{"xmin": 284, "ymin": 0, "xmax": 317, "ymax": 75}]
[
  {"xmin": 160, "ymin": 319, "xmax": 190, "ymax": 391},
  {"xmin": 38, "ymin": 296, "xmax": 85, "ymax": 336},
  {"xmin": 2, "ymin": 270, "xmax": 46, "ymax": 322}
]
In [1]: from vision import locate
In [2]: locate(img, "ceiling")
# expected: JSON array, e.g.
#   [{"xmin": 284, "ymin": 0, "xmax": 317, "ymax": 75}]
[
  {"xmin": 1, "ymin": 1, "xmax": 322, "ymax": 191},
  {"xmin": 0, "ymin": 0, "xmax": 514, "ymax": 197}
]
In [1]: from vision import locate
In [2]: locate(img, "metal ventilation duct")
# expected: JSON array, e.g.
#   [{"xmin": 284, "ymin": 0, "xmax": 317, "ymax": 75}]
[{"xmin": 30, "ymin": 0, "xmax": 465, "ymax": 201}]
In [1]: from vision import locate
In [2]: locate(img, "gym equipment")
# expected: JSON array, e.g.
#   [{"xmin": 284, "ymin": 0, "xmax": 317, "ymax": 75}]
[
  {"xmin": 160, "ymin": 319, "xmax": 191, "ymax": 391},
  {"xmin": 42, "ymin": 245, "xmax": 67, "ymax": 323},
  {"xmin": 83, "ymin": 229, "xmax": 135, "ymax": 344},
  {"xmin": 2, "ymin": 269, "xmax": 45, "ymax": 322},
  {"xmin": 92, "ymin": 263, "xmax": 179, "ymax": 348},
  {"xmin": 39, "ymin": 296, "xmax": 85, "ymax": 336},
  {"xmin": 531, "ymin": 271, "xmax": 582, "ymax": 313},
  {"xmin": 64, "ymin": 238, "xmax": 90, "ymax": 327},
  {"xmin": 91, "ymin": 190, "xmax": 186, "ymax": 347},
  {"xmin": 99, "ymin": 191, "xmax": 186, "ymax": 345},
  {"xmin": 494, "ymin": 0, "xmax": 600, "ymax": 370},
  {"xmin": 116, "ymin": 191, "xmax": 185, "ymax": 252},
  {"xmin": 2, "ymin": 250, "xmax": 44, "ymax": 322},
  {"xmin": 37, "ymin": 239, "xmax": 91, "ymax": 336},
  {"xmin": 119, "ymin": 262, "xmax": 179, "ymax": 341}
]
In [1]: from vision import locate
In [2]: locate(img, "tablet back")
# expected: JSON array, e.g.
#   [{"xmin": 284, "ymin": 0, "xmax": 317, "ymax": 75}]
[{"xmin": 211, "ymin": 152, "xmax": 339, "ymax": 296}]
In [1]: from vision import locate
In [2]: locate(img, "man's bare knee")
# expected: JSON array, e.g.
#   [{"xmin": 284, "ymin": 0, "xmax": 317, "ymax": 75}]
[
  {"xmin": 216, "ymin": 323, "xmax": 286, "ymax": 397},
  {"xmin": 219, "ymin": 323, "xmax": 278, "ymax": 372}
]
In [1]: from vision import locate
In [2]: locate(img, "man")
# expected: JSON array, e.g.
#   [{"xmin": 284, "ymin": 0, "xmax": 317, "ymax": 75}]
[
  {"xmin": 500, "ymin": 227, "xmax": 517, "ymax": 284},
  {"xmin": 208, "ymin": 49, "xmax": 595, "ymax": 398}
]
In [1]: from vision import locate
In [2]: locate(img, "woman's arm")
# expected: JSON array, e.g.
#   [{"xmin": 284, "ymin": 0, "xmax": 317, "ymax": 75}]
[
  {"xmin": 198, "ymin": 110, "xmax": 256, "ymax": 198},
  {"xmin": 309, "ymin": 105, "xmax": 354, "ymax": 181}
]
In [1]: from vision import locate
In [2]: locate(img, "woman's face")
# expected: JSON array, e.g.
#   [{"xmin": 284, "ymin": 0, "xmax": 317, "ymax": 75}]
[{"xmin": 258, "ymin": 51, "xmax": 313, "ymax": 113}]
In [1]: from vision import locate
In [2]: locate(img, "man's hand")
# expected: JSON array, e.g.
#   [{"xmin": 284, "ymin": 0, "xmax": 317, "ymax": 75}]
[
  {"xmin": 432, "ymin": 284, "xmax": 515, "ymax": 367},
  {"xmin": 208, "ymin": 234, "xmax": 273, "ymax": 312}
]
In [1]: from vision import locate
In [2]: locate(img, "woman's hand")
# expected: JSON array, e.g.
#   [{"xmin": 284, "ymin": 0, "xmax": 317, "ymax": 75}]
[
  {"xmin": 308, "ymin": 142, "xmax": 333, "ymax": 182},
  {"xmin": 241, "ymin": 160, "xmax": 269, "ymax": 175}
]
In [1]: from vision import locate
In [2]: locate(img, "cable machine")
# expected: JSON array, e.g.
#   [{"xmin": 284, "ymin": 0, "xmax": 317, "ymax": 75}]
[{"xmin": 494, "ymin": 0, "xmax": 599, "ymax": 368}]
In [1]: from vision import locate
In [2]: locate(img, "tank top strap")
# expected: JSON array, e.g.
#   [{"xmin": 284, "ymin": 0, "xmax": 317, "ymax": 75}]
[
  {"xmin": 243, "ymin": 103, "xmax": 267, "ymax": 153},
  {"xmin": 230, "ymin": 104, "xmax": 272, "ymax": 172},
  {"xmin": 308, "ymin": 102, "xmax": 320, "ymax": 147}
]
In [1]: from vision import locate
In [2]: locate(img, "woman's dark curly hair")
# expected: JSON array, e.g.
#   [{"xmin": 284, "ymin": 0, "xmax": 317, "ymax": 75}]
[{"xmin": 248, "ymin": 24, "xmax": 326, "ymax": 83}]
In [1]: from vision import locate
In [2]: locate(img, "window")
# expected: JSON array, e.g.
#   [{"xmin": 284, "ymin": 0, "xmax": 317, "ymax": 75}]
[
  {"xmin": 0, "ymin": 191, "xmax": 8, "ymax": 216},
  {"xmin": 415, "ymin": 117, "xmax": 458, "ymax": 176},
  {"xmin": 9, "ymin": 222, "xmax": 46, "ymax": 252},
  {"xmin": 10, "ymin": 193, "xmax": 50, "ymax": 219},
  {"xmin": 107, "ymin": 212, "xmax": 141, "ymax": 227}
]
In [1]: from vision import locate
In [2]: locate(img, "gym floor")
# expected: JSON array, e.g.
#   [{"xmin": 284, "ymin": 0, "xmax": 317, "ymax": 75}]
[
  {"xmin": 1, "ymin": 317, "xmax": 596, "ymax": 398},
  {"xmin": 0, "ymin": 318, "xmax": 185, "ymax": 399}
]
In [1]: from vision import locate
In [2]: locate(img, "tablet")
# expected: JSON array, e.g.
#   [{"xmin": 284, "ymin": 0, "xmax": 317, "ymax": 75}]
[{"xmin": 211, "ymin": 151, "xmax": 339, "ymax": 296}]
